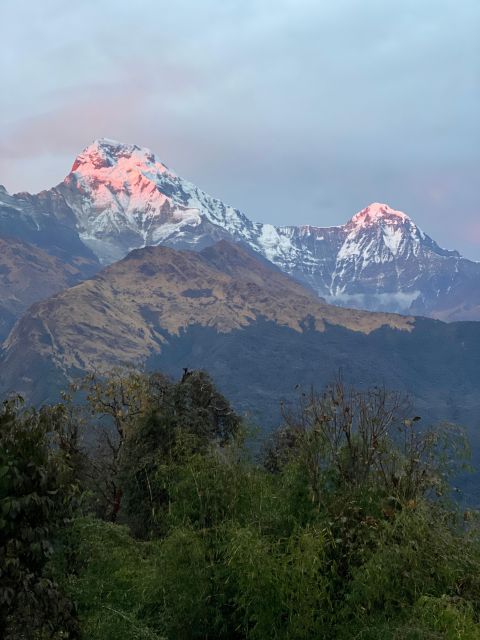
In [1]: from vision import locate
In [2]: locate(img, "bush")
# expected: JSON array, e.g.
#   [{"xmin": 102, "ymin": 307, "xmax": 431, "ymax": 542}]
[{"xmin": 59, "ymin": 518, "xmax": 163, "ymax": 640}]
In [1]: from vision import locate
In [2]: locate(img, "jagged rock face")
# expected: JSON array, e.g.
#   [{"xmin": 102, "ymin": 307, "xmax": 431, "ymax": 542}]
[
  {"xmin": 0, "ymin": 187, "xmax": 99, "ymax": 276},
  {"xmin": 0, "ymin": 188, "xmax": 100, "ymax": 338},
  {"xmin": 281, "ymin": 204, "xmax": 477, "ymax": 320},
  {"xmin": 2, "ymin": 139, "xmax": 480, "ymax": 320},
  {"xmin": 55, "ymin": 139, "xmax": 259, "ymax": 263}
]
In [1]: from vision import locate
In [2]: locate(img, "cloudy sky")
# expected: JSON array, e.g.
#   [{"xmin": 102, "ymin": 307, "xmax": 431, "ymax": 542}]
[{"xmin": 1, "ymin": 1, "xmax": 479, "ymax": 257}]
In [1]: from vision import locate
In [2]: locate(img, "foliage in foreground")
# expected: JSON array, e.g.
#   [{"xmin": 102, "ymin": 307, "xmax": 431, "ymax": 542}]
[
  {"xmin": 0, "ymin": 399, "xmax": 79, "ymax": 639},
  {"xmin": 2, "ymin": 370, "xmax": 480, "ymax": 639}
]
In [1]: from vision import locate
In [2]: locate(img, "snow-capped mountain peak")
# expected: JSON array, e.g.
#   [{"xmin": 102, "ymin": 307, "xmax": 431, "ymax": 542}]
[
  {"xmin": 66, "ymin": 139, "xmax": 180, "ymax": 223},
  {"xmin": 29, "ymin": 138, "xmax": 477, "ymax": 320},
  {"xmin": 59, "ymin": 139, "xmax": 256, "ymax": 263},
  {"xmin": 349, "ymin": 202, "xmax": 411, "ymax": 227},
  {"xmin": 69, "ymin": 138, "xmax": 173, "ymax": 187},
  {"xmin": 330, "ymin": 202, "xmax": 431, "ymax": 299}
]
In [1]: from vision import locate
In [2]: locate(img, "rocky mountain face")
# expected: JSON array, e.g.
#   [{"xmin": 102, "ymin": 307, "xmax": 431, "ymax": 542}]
[
  {"xmin": 279, "ymin": 203, "xmax": 480, "ymax": 321},
  {"xmin": 0, "ymin": 185, "xmax": 99, "ymax": 274},
  {"xmin": 1, "ymin": 139, "xmax": 478, "ymax": 320},
  {"xmin": 0, "ymin": 185, "xmax": 100, "ymax": 337},
  {"xmin": 0, "ymin": 235, "xmax": 92, "ymax": 342},
  {"xmin": 0, "ymin": 240, "xmax": 411, "ymax": 402}
]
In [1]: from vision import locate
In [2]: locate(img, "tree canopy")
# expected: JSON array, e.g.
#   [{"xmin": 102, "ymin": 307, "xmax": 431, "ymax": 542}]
[{"xmin": 1, "ymin": 371, "xmax": 480, "ymax": 639}]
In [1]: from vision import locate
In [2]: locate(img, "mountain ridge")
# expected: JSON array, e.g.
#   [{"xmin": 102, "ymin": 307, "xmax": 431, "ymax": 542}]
[
  {"xmin": 1, "ymin": 240, "xmax": 413, "ymax": 403},
  {"xmin": 2, "ymin": 137, "xmax": 480, "ymax": 320},
  {"xmin": 56, "ymin": 139, "xmax": 480, "ymax": 320}
]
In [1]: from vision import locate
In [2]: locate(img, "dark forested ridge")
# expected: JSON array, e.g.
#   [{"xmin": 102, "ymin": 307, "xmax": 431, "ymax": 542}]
[
  {"xmin": 149, "ymin": 319, "xmax": 480, "ymax": 500},
  {"xmin": 2, "ymin": 370, "xmax": 480, "ymax": 639},
  {"xmin": 150, "ymin": 317, "xmax": 480, "ymax": 429}
]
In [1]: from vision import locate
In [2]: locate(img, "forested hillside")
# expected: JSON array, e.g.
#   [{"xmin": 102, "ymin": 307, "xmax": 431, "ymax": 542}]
[{"xmin": 2, "ymin": 369, "xmax": 480, "ymax": 639}]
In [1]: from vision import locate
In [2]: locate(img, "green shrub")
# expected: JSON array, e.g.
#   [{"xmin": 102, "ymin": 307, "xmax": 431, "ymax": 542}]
[
  {"xmin": 59, "ymin": 517, "xmax": 163, "ymax": 640},
  {"xmin": 409, "ymin": 595, "xmax": 480, "ymax": 639}
]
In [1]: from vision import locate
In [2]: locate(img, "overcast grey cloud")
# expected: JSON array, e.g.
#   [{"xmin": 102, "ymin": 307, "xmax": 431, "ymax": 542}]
[{"xmin": 1, "ymin": 0, "xmax": 479, "ymax": 256}]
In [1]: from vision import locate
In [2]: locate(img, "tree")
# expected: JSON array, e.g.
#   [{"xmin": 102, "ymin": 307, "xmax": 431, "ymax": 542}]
[
  {"xmin": 74, "ymin": 369, "xmax": 170, "ymax": 521},
  {"xmin": 68, "ymin": 368, "xmax": 241, "ymax": 528},
  {"xmin": 0, "ymin": 398, "xmax": 79, "ymax": 639},
  {"xmin": 119, "ymin": 369, "xmax": 242, "ymax": 536},
  {"xmin": 267, "ymin": 380, "xmax": 468, "ymax": 506},
  {"xmin": 43, "ymin": 376, "xmax": 480, "ymax": 639}
]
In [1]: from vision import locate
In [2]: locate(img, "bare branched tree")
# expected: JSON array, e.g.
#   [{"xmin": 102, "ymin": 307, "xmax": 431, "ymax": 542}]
[{"xmin": 268, "ymin": 379, "xmax": 468, "ymax": 507}]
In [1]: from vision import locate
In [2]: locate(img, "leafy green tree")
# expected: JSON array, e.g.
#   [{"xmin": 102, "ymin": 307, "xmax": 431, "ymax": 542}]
[
  {"xmin": 71, "ymin": 368, "xmax": 240, "ymax": 525},
  {"xmin": 119, "ymin": 369, "xmax": 241, "ymax": 536},
  {"xmin": 0, "ymin": 398, "xmax": 79, "ymax": 639}
]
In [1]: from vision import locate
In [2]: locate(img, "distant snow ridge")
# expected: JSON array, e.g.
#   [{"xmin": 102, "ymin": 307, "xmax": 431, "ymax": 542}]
[{"xmin": 47, "ymin": 139, "xmax": 480, "ymax": 319}]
